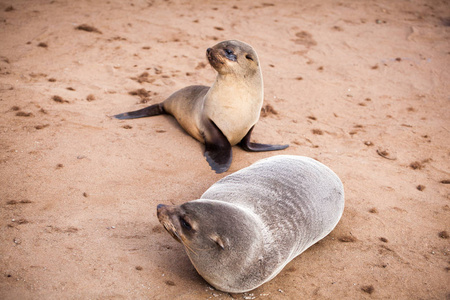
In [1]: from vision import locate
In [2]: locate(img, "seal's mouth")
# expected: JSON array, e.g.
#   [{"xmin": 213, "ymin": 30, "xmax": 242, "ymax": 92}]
[
  {"xmin": 157, "ymin": 204, "xmax": 182, "ymax": 244},
  {"xmin": 206, "ymin": 48, "xmax": 225, "ymax": 68},
  {"xmin": 161, "ymin": 221, "xmax": 182, "ymax": 243}
]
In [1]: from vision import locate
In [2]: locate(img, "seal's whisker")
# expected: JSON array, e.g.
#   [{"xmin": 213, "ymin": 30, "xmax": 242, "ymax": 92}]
[{"xmin": 180, "ymin": 236, "xmax": 198, "ymax": 256}]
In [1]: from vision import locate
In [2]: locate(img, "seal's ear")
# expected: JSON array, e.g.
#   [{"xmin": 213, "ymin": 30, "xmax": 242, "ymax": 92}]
[{"xmin": 210, "ymin": 234, "xmax": 225, "ymax": 250}]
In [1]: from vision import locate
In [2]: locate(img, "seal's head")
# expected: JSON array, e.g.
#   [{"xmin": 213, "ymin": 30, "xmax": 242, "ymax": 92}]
[
  {"xmin": 157, "ymin": 200, "xmax": 266, "ymax": 293},
  {"xmin": 206, "ymin": 40, "xmax": 260, "ymax": 77}
]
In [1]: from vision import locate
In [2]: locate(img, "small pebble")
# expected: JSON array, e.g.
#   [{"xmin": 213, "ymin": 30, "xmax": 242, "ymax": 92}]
[{"xmin": 438, "ymin": 231, "xmax": 449, "ymax": 239}]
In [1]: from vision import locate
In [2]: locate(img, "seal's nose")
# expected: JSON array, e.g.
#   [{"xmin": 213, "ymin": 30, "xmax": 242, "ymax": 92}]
[
  {"xmin": 206, "ymin": 48, "xmax": 212, "ymax": 54},
  {"xmin": 156, "ymin": 204, "xmax": 166, "ymax": 218}
]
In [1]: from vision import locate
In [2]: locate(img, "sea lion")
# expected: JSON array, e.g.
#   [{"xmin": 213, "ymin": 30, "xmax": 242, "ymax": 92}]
[
  {"xmin": 157, "ymin": 155, "xmax": 345, "ymax": 293},
  {"xmin": 113, "ymin": 40, "xmax": 288, "ymax": 173}
]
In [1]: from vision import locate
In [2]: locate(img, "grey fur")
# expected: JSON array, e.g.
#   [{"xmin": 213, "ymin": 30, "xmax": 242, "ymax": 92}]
[{"xmin": 157, "ymin": 155, "xmax": 344, "ymax": 293}]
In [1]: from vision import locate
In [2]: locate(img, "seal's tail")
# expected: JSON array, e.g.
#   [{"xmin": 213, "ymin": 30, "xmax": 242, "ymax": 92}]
[{"xmin": 113, "ymin": 103, "xmax": 165, "ymax": 119}]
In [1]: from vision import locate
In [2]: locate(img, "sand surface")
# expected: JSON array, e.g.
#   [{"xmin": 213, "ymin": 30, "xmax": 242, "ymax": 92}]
[{"xmin": 1, "ymin": 0, "xmax": 449, "ymax": 299}]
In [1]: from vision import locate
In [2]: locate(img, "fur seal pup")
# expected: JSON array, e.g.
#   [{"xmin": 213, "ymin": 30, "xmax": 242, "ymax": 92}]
[
  {"xmin": 157, "ymin": 155, "xmax": 345, "ymax": 293},
  {"xmin": 113, "ymin": 40, "xmax": 288, "ymax": 173}
]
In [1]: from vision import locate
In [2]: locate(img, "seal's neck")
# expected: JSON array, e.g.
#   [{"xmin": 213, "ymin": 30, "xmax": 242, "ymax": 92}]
[{"xmin": 210, "ymin": 73, "xmax": 263, "ymax": 102}]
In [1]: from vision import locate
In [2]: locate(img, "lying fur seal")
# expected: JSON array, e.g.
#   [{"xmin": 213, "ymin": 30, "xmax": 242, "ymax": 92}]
[
  {"xmin": 113, "ymin": 40, "xmax": 288, "ymax": 173},
  {"xmin": 157, "ymin": 155, "xmax": 345, "ymax": 293}
]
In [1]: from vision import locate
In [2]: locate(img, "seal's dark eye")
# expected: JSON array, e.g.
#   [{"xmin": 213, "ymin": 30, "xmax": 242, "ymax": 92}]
[
  {"xmin": 245, "ymin": 54, "xmax": 254, "ymax": 61},
  {"xmin": 224, "ymin": 49, "xmax": 237, "ymax": 62},
  {"xmin": 180, "ymin": 217, "xmax": 192, "ymax": 230}
]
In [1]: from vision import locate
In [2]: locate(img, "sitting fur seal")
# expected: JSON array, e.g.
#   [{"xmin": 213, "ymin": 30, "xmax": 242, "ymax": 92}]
[
  {"xmin": 113, "ymin": 40, "xmax": 288, "ymax": 173},
  {"xmin": 157, "ymin": 155, "xmax": 345, "ymax": 293}
]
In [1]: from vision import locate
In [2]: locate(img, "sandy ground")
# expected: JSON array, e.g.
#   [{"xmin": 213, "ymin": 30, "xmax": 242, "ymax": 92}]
[{"xmin": 1, "ymin": 0, "xmax": 449, "ymax": 299}]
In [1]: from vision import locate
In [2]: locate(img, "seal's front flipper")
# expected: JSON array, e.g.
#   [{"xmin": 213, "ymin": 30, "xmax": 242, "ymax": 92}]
[
  {"xmin": 203, "ymin": 120, "xmax": 232, "ymax": 174},
  {"xmin": 204, "ymin": 145, "xmax": 232, "ymax": 174},
  {"xmin": 239, "ymin": 126, "xmax": 289, "ymax": 152},
  {"xmin": 113, "ymin": 103, "xmax": 165, "ymax": 119}
]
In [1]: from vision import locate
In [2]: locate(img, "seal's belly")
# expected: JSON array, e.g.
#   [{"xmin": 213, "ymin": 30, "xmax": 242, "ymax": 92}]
[
  {"xmin": 212, "ymin": 109, "xmax": 256, "ymax": 145},
  {"xmin": 206, "ymin": 96, "xmax": 262, "ymax": 145}
]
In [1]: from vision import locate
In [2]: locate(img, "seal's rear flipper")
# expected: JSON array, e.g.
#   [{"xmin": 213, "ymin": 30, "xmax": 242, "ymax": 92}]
[
  {"xmin": 113, "ymin": 103, "xmax": 165, "ymax": 119},
  {"xmin": 239, "ymin": 126, "xmax": 289, "ymax": 152},
  {"xmin": 203, "ymin": 120, "xmax": 232, "ymax": 174}
]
